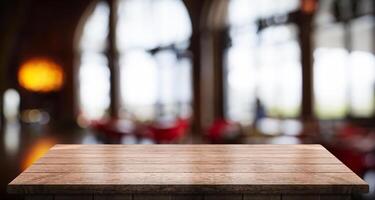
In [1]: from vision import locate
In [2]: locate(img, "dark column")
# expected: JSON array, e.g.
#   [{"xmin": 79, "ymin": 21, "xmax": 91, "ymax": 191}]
[
  {"xmin": 0, "ymin": 57, "xmax": 4, "ymax": 134},
  {"xmin": 0, "ymin": 0, "xmax": 29, "ymax": 132},
  {"xmin": 107, "ymin": 0, "xmax": 120, "ymax": 118},
  {"xmin": 373, "ymin": 0, "xmax": 375, "ymax": 118},
  {"xmin": 212, "ymin": 29, "xmax": 226, "ymax": 119},
  {"xmin": 299, "ymin": 10, "xmax": 314, "ymax": 121},
  {"xmin": 190, "ymin": 32, "xmax": 202, "ymax": 135},
  {"xmin": 184, "ymin": 0, "xmax": 208, "ymax": 136}
]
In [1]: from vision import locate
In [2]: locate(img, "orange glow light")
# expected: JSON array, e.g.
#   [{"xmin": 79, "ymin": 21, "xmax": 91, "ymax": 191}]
[
  {"xmin": 301, "ymin": 0, "xmax": 317, "ymax": 14},
  {"xmin": 22, "ymin": 139, "xmax": 55, "ymax": 170},
  {"xmin": 18, "ymin": 58, "xmax": 64, "ymax": 92}
]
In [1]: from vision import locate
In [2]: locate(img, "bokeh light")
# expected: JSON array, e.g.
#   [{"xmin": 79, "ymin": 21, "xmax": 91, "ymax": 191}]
[{"xmin": 18, "ymin": 58, "xmax": 64, "ymax": 93}]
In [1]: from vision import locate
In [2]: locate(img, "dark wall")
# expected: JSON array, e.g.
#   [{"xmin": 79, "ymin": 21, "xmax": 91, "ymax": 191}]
[{"xmin": 1, "ymin": 0, "xmax": 92, "ymax": 126}]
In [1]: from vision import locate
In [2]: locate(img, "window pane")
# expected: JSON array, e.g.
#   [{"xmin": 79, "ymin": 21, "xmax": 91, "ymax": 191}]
[
  {"xmin": 258, "ymin": 25, "xmax": 301, "ymax": 117},
  {"xmin": 349, "ymin": 16, "xmax": 375, "ymax": 117},
  {"xmin": 314, "ymin": 1, "xmax": 375, "ymax": 119},
  {"xmin": 79, "ymin": 1, "xmax": 109, "ymax": 52},
  {"xmin": 351, "ymin": 16, "xmax": 374, "ymax": 52},
  {"xmin": 226, "ymin": 0, "xmax": 302, "ymax": 124},
  {"xmin": 116, "ymin": 0, "xmax": 192, "ymax": 51},
  {"xmin": 154, "ymin": 50, "xmax": 177, "ymax": 106},
  {"xmin": 79, "ymin": 53, "xmax": 111, "ymax": 120},
  {"xmin": 226, "ymin": 45, "xmax": 257, "ymax": 123},
  {"xmin": 117, "ymin": 0, "xmax": 193, "ymax": 121},
  {"xmin": 348, "ymin": 51, "xmax": 375, "ymax": 117},
  {"xmin": 228, "ymin": 0, "xmax": 300, "ymax": 27},
  {"xmin": 313, "ymin": 7, "xmax": 348, "ymax": 119},
  {"xmin": 314, "ymin": 48, "xmax": 349, "ymax": 118},
  {"xmin": 176, "ymin": 58, "xmax": 192, "ymax": 117},
  {"xmin": 119, "ymin": 50, "xmax": 192, "ymax": 120},
  {"xmin": 120, "ymin": 50, "xmax": 158, "ymax": 120}
]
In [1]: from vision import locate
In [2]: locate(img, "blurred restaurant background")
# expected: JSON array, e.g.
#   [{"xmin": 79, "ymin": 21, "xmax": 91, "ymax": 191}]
[{"xmin": 0, "ymin": 0, "xmax": 374, "ymax": 199}]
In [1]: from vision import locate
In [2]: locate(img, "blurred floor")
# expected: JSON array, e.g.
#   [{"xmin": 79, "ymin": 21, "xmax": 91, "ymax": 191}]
[{"xmin": 0, "ymin": 123, "xmax": 101, "ymax": 200}]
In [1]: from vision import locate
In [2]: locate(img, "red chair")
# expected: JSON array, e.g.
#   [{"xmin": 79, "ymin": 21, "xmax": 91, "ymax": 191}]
[
  {"xmin": 148, "ymin": 118, "xmax": 189, "ymax": 143},
  {"xmin": 207, "ymin": 118, "xmax": 241, "ymax": 143}
]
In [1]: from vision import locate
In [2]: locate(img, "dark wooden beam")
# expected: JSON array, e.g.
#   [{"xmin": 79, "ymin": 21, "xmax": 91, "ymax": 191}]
[
  {"xmin": 183, "ymin": 0, "xmax": 207, "ymax": 136},
  {"xmin": 373, "ymin": 0, "xmax": 375, "ymax": 118},
  {"xmin": 189, "ymin": 32, "xmax": 202, "ymax": 135},
  {"xmin": 107, "ymin": 0, "xmax": 120, "ymax": 118},
  {"xmin": 212, "ymin": 29, "xmax": 226, "ymax": 119},
  {"xmin": 0, "ymin": 0, "xmax": 30, "ymax": 132},
  {"xmin": 299, "ymin": 11, "xmax": 314, "ymax": 121}
]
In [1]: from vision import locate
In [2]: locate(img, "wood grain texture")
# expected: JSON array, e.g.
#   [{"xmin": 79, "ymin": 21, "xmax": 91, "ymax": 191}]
[
  {"xmin": 8, "ymin": 144, "xmax": 368, "ymax": 195},
  {"xmin": 170, "ymin": 195, "xmax": 203, "ymax": 200},
  {"xmin": 25, "ymin": 164, "xmax": 351, "ymax": 173},
  {"xmin": 95, "ymin": 195, "xmax": 203, "ymax": 200},
  {"xmin": 319, "ymin": 195, "xmax": 351, "ymax": 200},
  {"xmin": 10, "ymin": 172, "xmax": 366, "ymax": 185},
  {"xmin": 51, "ymin": 144, "xmax": 326, "ymax": 150},
  {"xmin": 24, "ymin": 194, "xmax": 352, "ymax": 200},
  {"xmin": 54, "ymin": 195, "xmax": 92, "ymax": 200},
  {"xmin": 282, "ymin": 195, "xmax": 320, "ymax": 200},
  {"xmin": 34, "ymin": 157, "xmax": 341, "ymax": 164},
  {"xmin": 94, "ymin": 195, "xmax": 132, "ymax": 200},
  {"xmin": 204, "ymin": 195, "xmax": 242, "ymax": 200},
  {"xmin": 283, "ymin": 195, "xmax": 352, "ymax": 200},
  {"xmin": 243, "ymin": 195, "xmax": 281, "ymax": 200},
  {"xmin": 25, "ymin": 196, "xmax": 53, "ymax": 200},
  {"xmin": 133, "ymin": 195, "xmax": 171, "ymax": 200}
]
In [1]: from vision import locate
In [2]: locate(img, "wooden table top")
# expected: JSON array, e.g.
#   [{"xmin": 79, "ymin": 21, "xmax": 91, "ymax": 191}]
[{"xmin": 8, "ymin": 144, "xmax": 368, "ymax": 195}]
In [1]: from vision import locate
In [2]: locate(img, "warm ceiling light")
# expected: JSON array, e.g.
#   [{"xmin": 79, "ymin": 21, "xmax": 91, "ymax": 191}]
[{"xmin": 18, "ymin": 58, "xmax": 64, "ymax": 93}]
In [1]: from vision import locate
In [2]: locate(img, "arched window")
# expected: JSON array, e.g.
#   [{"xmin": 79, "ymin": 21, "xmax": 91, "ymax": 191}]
[
  {"xmin": 77, "ymin": 0, "xmax": 192, "ymax": 122},
  {"xmin": 117, "ymin": 0, "xmax": 192, "ymax": 121},
  {"xmin": 77, "ymin": 1, "xmax": 111, "ymax": 121},
  {"xmin": 225, "ymin": 0, "xmax": 302, "ymax": 124},
  {"xmin": 313, "ymin": 0, "xmax": 375, "ymax": 119}
]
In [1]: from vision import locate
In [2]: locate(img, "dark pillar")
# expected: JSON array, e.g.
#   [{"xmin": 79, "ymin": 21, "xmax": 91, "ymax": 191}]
[
  {"xmin": 0, "ymin": 0, "xmax": 29, "ymax": 132},
  {"xmin": 212, "ymin": 30, "xmax": 226, "ymax": 119},
  {"xmin": 184, "ymin": 0, "xmax": 208, "ymax": 136},
  {"xmin": 107, "ymin": 0, "xmax": 120, "ymax": 118},
  {"xmin": 190, "ymin": 31, "xmax": 202, "ymax": 135},
  {"xmin": 299, "ymin": 11, "xmax": 314, "ymax": 121}
]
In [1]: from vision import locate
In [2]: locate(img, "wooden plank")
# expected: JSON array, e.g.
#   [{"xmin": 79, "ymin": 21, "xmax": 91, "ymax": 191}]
[
  {"xmin": 282, "ymin": 195, "xmax": 352, "ymax": 200},
  {"xmin": 133, "ymin": 195, "xmax": 170, "ymax": 200},
  {"xmin": 319, "ymin": 195, "xmax": 351, "ymax": 200},
  {"xmin": 8, "ymin": 144, "xmax": 368, "ymax": 196},
  {"xmin": 48, "ymin": 145, "xmax": 330, "ymax": 155},
  {"xmin": 48, "ymin": 147, "xmax": 329, "ymax": 152},
  {"xmin": 243, "ymin": 195, "xmax": 280, "ymax": 200},
  {"xmin": 171, "ymin": 195, "xmax": 203, "ymax": 200},
  {"xmin": 25, "ymin": 164, "xmax": 351, "ymax": 173},
  {"xmin": 282, "ymin": 195, "xmax": 319, "ymax": 200},
  {"xmin": 204, "ymin": 195, "xmax": 242, "ymax": 200},
  {"xmin": 34, "ymin": 157, "xmax": 341, "ymax": 164},
  {"xmin": 46, "ymin": 146, "xmax": 329, "ymax": 152},
  {"xmin": 46, "ymin": 150, "xmax": 330, "ymax": 156},
  {"xmin": 46, "ymin": 146, "xmax": 330, "ymax": 155},
  {"xmin": 94, "ymin": 195, "xmax": 132, "ymax": 200},
  {"xmin": 8, "ymin": 172, "xmax": 368, "ymax": 194},
  {"xmin": 51, "ymin": 144, "xmax": 326, "ymax": 150},
  {"xmin": 55, "ymin": 195, "xmax": 92, "ymax": 200},
  {"xmin": 11, "ymin": 172, "xmax": 366, "ymax": 185},
  {"xmin": 43, "ymin": 153, "xmax": 335, "ymax": 158},
  {"xmin": 25, "ymin": 196, "xmax": 53, "ymax": 200}
]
